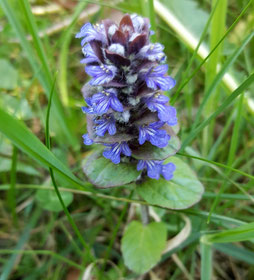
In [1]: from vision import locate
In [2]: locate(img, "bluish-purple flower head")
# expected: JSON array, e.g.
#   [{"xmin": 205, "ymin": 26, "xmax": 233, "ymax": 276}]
[{"xmin": 77, "ymin": 14, "xmax": 179, "ymax": 181}]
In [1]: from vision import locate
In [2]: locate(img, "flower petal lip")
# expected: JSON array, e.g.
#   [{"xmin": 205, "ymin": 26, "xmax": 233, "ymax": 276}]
[{"xmin": 136, "ymin": 160, "xmax": 175, "ymax": 180}]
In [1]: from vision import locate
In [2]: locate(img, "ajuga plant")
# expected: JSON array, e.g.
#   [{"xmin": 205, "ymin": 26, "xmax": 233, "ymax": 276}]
[{"xmin": 76, "ymin": 14, "xmax": 182, "ymax": 188}]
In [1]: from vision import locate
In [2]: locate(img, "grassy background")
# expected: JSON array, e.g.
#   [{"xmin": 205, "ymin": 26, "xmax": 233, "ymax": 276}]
[{"xmin": 0, "ymin": 0, "xmax": 254, "ymax": 279}]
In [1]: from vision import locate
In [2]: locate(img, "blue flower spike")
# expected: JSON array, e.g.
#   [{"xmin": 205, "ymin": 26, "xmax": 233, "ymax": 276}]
[{"xmin": 77, "ymin": 14, "xmax": 179, "ymax": 183}]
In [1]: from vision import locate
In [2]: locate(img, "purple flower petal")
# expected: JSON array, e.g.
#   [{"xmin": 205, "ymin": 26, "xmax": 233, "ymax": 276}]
[
  {"xmin": 82, "ymin": 134, "xmax": 94, "ymax": 145},
  {"xmin": 137, "ymin": 160, "xmax": 175, "ymax": 180},
  {"xmin": 137, "ymin": 43, "xmax": 165, "ymax": 62},
  {"xmin": 138, "ymin": 122, "xmax": 170, "ymax": 148},
  {"xmin": 85, "ymin": 65, "xmax": 117, "ymax": 85},
  {"xmin": 81, "ymin": 44, "xmax": 99, "ymax": 64},
  {"xmin": 95, "ymin": 116, "xmax": 116, "ymax": 136},
  {"xmin": 103, "ymin": 142, "xmax": 131, "ymax": 164},
  {"xmin": 76, "ymin": 22, "xmax": 106, "ymax": 45}
]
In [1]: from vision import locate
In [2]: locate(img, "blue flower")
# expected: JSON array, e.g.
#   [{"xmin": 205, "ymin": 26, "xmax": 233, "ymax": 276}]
[
  {"xmin": 141, "ymin": 65, "xmax": 176, "ymax": 91},
  {"xmin": 85, "ymin": 64, "xmax": 117, "ymax": 85},
  {"xmin": 103, "ymin": 142, "xmax": 132, "ymax": 164},
  {"xmin": 81, "ymin": 44, "xmax": 100, "ymax": 64},
  {"xmin": 139, "ymin": 121, "xmax": 170, "ymax": 148},
  {"xmin": 94, "ymin": 116, "xmax": 116, "ymax": 136},
  {"xmin": 137, "ymin": 160, "xmax": 176, "ymax": 180},
  {"xmin": 76, "ymin": 23, "xmax": 106, "ymax": 46},
  {"xmin": 82, "ymin": 133, "xmax": 94, "ymax": 145},
  {"xmin": 82, "ymin": 97, "xmax": 97, "ymax": 114},
  {"xmin": 91, "ymin": 89, "xmax": 123, "ymax": 115},
  {"xmin": 145, "ymin": 94, "xmax": 178, "ymax": 125},
  {"xmin": 137, "ymin": 43, "xmax": 165, "ymax": 62}
]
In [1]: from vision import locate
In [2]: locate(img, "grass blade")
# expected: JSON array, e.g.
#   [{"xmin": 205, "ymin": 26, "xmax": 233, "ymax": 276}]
[
  {"xmin": 0, "ymin": 107, "xmax": 89, "ymax": 190},
  {"xmin": 181, "ymin": 73, "xmax": 254, "ymax": 149},
  {"xmin": 202, "ymin": 222, "xmax": 254, "ymax": 243},
  {"xmin": 193, "ymin": 32, "xmax": 254, "ymax": 128},
  {"xmin": 45, "ymin": 73, "xmax": 94, "ymax": 262},
  {"xmin": 7, "ymin": 146, "xmax": 18, "ymax": 227},
  {"xmin": 202, "ymin": 0, "xmax": 228, "ymax": 154},
  {"xmin": 0, "ymin": 0, "xmax": 78, "ymax": 149},
  {"xmin": 0, "ymin": 250, "xmax": 83, "ymax": 271},
  {"xmin": 58, "ymin": 1, "xmax": 88, "ymax": 106},
  {"xmin": 156, "ymin": 0, "xmax": 253, "ymax": 109},
  {"xmin": 200, "ymin": 241, "xmax": 213, "ymax": 280}
]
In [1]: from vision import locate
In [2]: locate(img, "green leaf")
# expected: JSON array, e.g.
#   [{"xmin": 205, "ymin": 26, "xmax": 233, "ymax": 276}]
[
  {"xmin": 138, "ymin": 157, "xmax": 204, "ymax": 209},
  {"xmin": 36, "ymin": 189, "xmax": 73, "ymax": 212},
  {"xmin": 0, "ymin": 59, "xmax": 18, "ymax": 90},
  {"xmin": 132, "ymin": 133, "xmax": 180, "ymax": 160},
  {"xmin": 83, "ymin": 151, "xmax": 140, "ymax": 188},
  {"xmin": 121, "ymin": 221, "xmax": 167, "ymax": 274}
]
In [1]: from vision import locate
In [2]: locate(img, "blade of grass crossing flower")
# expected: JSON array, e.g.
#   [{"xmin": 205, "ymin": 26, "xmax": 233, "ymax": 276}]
[
  {"xmin": 0, "ymin": 0, "xmax": 78, "ymax": 149},
  {"xmin": 207, "ymin": 92, "xmax": 245, "ymax": 223},
  {"xmin": 200, "ymin": 241, "xmax": 213, "ymax": 280},
  {"xmin": 45, "ymin": 74, "xmax": 95, "ymax": 263},
  {"xmin": 181, "ymin": 73, "xmax": 254, "ymax": 150},
  {"xmin": 7, "ymin": 146, "xmax": 18, "ymax": 227},
  {"xmin": 171, "ymin": 0, "xmax": 220, "ymax": 104},
  {"xmin": 58, "ymin": 1, "xmax": 88, "ymax": 106},
  {"xmin": 0, "ymin": 107, "xmax": 89, "ymax": 190},
  {"xmin": 202, "ymin": 0, "xmax": 228, "ymax": 155},
  {"xmin": 193, "ymin": 32, "xmax": 254, "ymax": 129}
]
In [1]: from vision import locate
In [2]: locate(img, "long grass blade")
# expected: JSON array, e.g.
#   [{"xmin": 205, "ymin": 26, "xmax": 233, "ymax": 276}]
[
  {"xmin": 202, "ymin": 0, "xmax": 228, "ymax": 154},
  {"xmin": 0, "ymin": 0, "xmax": 78, "ymax": 149},
  {"xmin": 45, "ymin": 73, "xmax": 94, "ymax": 262},
  {"xmin": 0, "ymin": 107, "xmax": 89, "ymax": 190},
  {"xmin": 0, "ymin": 250, "xmax": 83, "ymax": 271},
  {"xmin": 202, "ymin": 222, "xmax": 254, "ymax": 243},
  {"xmin": 7, "ymin": 145, "xmax": 18, "ymax": 227},
  {"xmin": 181, "ymin": 73, "xmax": 254, "ymax": 149},
  {"xmin": 200, "ymin": 241, "xmax": 213, "ymax": 280},
  {"xmin": 158, "ymin": 0, "xmax": 253, "ymax": 108},
  {"xmin": 193, "ymin": 32, "xmax": 254, "ymax": 128},
  {"xmin": 58, "ymin": 1, "xmax": 88, "ymax": 106}
]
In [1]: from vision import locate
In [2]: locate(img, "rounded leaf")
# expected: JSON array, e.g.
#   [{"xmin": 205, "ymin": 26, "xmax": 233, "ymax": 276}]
[
  {"xmin": 36, "ymin": 189, "xmax": 73, "ymax": 212},
  {"xmin": 83, "ymin": 151, "xmax": 140, "ymax": 188},
  {"xmin": 121, "ymin": 221, "xmax": 167, "ymax": 274},
  {"xmin": 138, "ymin": 157, "xmax": 204, "ymax": 209}
]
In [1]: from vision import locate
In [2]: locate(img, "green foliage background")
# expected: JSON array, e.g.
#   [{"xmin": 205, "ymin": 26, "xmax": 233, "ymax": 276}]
[{"xmin": 0, "ymin": 0, "xmax": 254, "ymax": 279}]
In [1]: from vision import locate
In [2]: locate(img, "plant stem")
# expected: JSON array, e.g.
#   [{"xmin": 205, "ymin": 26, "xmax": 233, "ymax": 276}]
[{"xmin": 140, "ymin": 204, "xmax": 150, "ymax": 225}]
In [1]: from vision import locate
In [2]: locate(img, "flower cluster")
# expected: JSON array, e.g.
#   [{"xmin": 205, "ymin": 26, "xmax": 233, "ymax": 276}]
[{"xmin": 77, "ymin": 14, "xmax": 178, "ymax": 181}]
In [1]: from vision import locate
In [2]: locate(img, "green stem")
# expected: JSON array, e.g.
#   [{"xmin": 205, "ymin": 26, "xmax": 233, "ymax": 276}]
[{"xmin": 45, "ymin": 74, "xmax": 94, "ymax": 262}]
